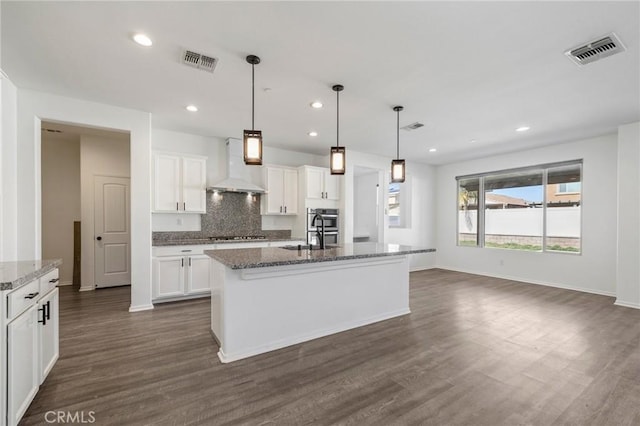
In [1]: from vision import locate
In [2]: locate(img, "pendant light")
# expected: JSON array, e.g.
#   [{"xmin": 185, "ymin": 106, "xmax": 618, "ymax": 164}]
[
  {"xmin": 330, "ymin": 84, "xmax": 346, "ymax": 175},
  {"xmin": 391, "ymin": 106, "xmax": 406, "ymax": 183},
  {"xmin": 243, "ymin": 55, "xmax": 263, "ymax": 165}
]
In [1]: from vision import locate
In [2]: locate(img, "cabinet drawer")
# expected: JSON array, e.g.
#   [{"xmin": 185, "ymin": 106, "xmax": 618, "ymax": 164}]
[
  {"xmin": 152, "ymin": 245, "xmax": 210, "ymax": 257},
  {"xmin": 40, "ymin": 268, "xmax": 60, "ymax": 295},
  {"xmin": 6, "ymin": 279, "xmax": 40, "ymax": 321}
]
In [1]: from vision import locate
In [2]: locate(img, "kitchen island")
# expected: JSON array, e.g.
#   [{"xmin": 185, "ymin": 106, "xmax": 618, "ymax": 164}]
[{"xmin": 205, "ymin": 243, "xmax": 435, "ymax": 363}]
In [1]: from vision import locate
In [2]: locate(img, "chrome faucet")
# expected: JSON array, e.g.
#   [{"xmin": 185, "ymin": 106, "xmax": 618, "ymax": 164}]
[{"xmin": 311, "ymin": 213, "xmax": 326, "ymax": 249}]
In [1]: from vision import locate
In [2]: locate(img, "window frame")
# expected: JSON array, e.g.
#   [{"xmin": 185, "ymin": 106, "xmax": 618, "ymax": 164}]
[{"xmin": 456, "ymin": 160, "xmax": 582, "ymax": 254}]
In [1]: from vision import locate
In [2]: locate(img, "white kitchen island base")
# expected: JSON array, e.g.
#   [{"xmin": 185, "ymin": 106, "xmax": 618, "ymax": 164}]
[{"xmin": 210, "ymin": 255, "xmax": 410, "ymax": 363}]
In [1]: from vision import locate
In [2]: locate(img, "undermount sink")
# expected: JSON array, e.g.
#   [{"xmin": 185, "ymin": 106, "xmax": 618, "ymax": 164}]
[{"xmin": 280, "ymin": 244, "xmax": 341, "ymax": 250}]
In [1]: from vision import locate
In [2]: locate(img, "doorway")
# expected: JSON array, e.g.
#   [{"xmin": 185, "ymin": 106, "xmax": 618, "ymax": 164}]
[
  {"xmin": 353, "ymin": 166, "xmax": 385, "ymax": 243},
  {"xmin": 40, "ymin": 121, "xmax": 131, "ymax": 293}
]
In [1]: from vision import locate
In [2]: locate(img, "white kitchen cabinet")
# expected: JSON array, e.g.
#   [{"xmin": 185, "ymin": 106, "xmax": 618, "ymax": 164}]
[
  {"xmin": 7, "ymin": 305, "xmax": 38, "ymax": 426},
  {"xmin": 302, "ymin": 166, "xmax": 340, "ymax": 200},
  {"xmin": 186, "ymin": 255, "xmax": 211, "ymax": 294},
  {"xmin": 153, "ymin": 256, "xmax": 186, "ymax": 299},
  {"xmin": 262, "ymin": 166, "xmax": 298, "ymax": 215},
  {"xmin": 153, "ymin": 251, "xmax": 211, "ymax": 301},
  {"xmin": 153, "ymin": 153, "xmax": 207, "ymax": 213},
  {"xmin": 38, "ymin": 288, "xmax": 59, "ymax": 383}
]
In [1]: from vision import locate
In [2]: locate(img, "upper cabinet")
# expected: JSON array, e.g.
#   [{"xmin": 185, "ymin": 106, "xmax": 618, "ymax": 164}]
[
  {"xmin": 302, "ymin": 166, "xmax": 340, "ymax": 201},
  {"xmin": 262, "ymin": 166, "xmax": 298, "ymax": 215},
  {"xmin": 153, "ymin": 153, "xmax": 207, "ymax": 213}
]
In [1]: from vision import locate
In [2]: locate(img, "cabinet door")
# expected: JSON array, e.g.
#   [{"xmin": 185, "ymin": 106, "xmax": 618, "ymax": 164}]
[
  {"xmin": 182, "ymin": 157, "xmax": 207, "ymax": 213},
  {"xmin": 306, "ymin": 167, "xmax": 324, "ymax": 199},
  {"xmin": 39, "ymin": 288, "xmax": 59, "ymax": 383},
  {"xmin": 324, "ymin": 171, "xmax": 340, "ymax": 200},
  {"xmin": 186, "ymin": 255, "xmax": 211, "ymax": 294},
  {"xmin": 153, "ymin": 256, "xmax": 186, "ymax": 299},
  {"xmin": 153, "ymin": 154, "xmax": 181, "ymax": 212},
  {"xmin": 265, "ymin": 167, "xmax": 285, "ymax": 214},
  {"xmin": 283, "ymin": 169, "xmax": 298, "ymax": 214},
  {"xmin": 7, "ymin": 305, "xmax": 39, "ymax": 426}
]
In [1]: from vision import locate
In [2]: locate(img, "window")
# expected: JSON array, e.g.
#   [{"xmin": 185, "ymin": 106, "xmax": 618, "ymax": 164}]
[
  {"xmin": 388, "ymin": 178, "xmax": 411, "ymax": 228},
  {"xmin": 456, "ymin": 160, "xmax": 582, "ymax": 253},
  {"xmin": 457, "ymin": 178, "xmax": 479, "ymax": 246}
]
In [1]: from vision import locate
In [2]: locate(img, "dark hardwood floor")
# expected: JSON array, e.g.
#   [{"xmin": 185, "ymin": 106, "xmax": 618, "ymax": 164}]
[{"xmin": 21, "ymin": 269, "xmax": 640, "ymax": 425}]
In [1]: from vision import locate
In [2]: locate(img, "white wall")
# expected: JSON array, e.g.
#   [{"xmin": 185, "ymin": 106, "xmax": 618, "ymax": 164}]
[
  {"xmin": 616, "ymin": 121, "xmax": 640, "ymax": 308},
  {"xmin": 353, "ymin": 171, "xmax": 379, "ymax": 241},
  {"xmin": 80, "ymin": 134, "xmax": 130, "ymax": 291},
  {"xmin": 1, "ymin": 77, "xmax": 17, "ymax": 261},
  {"xmin": 436, "ymin": 134, "xmax": 618, "ymax": 296},
  {"xmin": 15, "ymin": 89, "xmax": 152, "ymax": 312},
  {"xmin": 342, "ymin": 149, "xmax": 437, "ymax": 271},
  {"xmin": 41, "ymin": 136, "xmax": 81, "ymax": 285}
]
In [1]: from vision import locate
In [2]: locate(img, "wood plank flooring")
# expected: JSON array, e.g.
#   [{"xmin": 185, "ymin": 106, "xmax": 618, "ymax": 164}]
[{"xmin": 20, "ymin": 269, "xmax": 640, "ymax": 425}]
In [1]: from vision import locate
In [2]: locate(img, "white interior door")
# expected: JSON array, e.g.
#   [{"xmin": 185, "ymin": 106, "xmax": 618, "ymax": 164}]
[{"xmin": 95, "ymin": 176, "xmax": 131, "ymax": 288}]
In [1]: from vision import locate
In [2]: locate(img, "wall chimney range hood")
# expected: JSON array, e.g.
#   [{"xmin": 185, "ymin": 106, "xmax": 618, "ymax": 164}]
[{"xmin": 207, "ymin": 138, "xmax": 266, "ymax": 193}]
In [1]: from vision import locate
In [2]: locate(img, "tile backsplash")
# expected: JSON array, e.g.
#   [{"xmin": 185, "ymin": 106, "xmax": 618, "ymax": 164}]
[{"xmin": 152, "ymin": 192, "xmax": 291, "ymax": 242}]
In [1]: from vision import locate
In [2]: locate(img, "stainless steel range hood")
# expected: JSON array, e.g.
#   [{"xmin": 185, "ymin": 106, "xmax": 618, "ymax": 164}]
[{"xmin": 207, "ymin": 138, "xmax": 266, "ymax": 193}]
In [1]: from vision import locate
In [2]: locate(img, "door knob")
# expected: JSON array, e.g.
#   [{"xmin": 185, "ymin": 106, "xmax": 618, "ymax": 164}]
[{"xmin": 96, "ymin": 236, "xmax": 102, "ymax": 241}]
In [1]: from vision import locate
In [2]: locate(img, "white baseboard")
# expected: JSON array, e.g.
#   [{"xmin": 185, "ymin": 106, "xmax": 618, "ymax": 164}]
[
  {"xmin": 614, "ymin": 299, "xmax": 640, "ymax": 309},
  {"xmin": 78, "ymin": 286, "xmax": 95, "ymax": 292},
  {"xmin": 129, "ymin": 304, "xmax": 154, "ymax": 313},
  {"xmin": 57, "ymin": 280, "xmax": 73, "ymax": 287},
  {"xmin": 410, "ymin": 265, "xmax": 436, "ymax": 272},
  {"xmin": 217, "ymin": 307, "xmax": 411, "ymax": 363},
  {"xmin": 434, "ymin": 264, "xmax": 616, "ymax": 298}
]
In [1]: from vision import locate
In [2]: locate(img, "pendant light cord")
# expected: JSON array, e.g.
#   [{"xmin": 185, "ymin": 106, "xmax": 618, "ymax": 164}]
[
  {"xmin": 396, "ymin": 109, "xmax": 400, "ymax": 159},
  {"xmin": 251, "ymin": 63, "xmax": 255, "ymax": 131},
  {"xmin": 336, "ymin": 90, "xmax": 340, "ymax": 148}
]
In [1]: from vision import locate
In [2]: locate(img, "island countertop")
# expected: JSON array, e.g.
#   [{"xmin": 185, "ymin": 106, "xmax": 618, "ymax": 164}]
[
  {"xmin": 0, "ymin": 259, "xmax": 63, "ymax": 291},
  {"xmin": 205, "ymin": 242, "xmax": 435, "ymax": 270}
]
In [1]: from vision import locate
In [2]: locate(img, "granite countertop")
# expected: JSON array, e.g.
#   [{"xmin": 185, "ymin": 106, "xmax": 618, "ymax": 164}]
[
  {"xmin": 205, "ymin": 243, "xmax": 436, "ymax": 270},
  {"xmin": 152, "ymin": 237, "xmax": 304, "ymax": 247},
  {"xmin": 0, "ymin": 259, "xmax": 63, "ymax": 291}
]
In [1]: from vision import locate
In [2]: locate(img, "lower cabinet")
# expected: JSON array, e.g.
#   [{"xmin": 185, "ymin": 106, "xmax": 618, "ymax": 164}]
[
  {"xmin": 153, "ymin": 253, "xmax": 211, "ymax": 301},
  {"xmin": 38, "ymin": 288, "xmax": 59, "ymax": 382},
  {"xmin": 3, "ymin": 268, "xmax": 60, "ymax": 426},
  {"xmin": 7, "ymin": 305, "xmax": 38, "ymax": 426}
]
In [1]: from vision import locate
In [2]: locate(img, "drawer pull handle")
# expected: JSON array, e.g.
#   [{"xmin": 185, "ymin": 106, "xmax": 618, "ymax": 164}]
[
  {"xmin": 49, "ymin": 278, "xmax": 59, "ymax": 283},
  {"xmin": 38, "ymin": 302, "xmax": 50, "ymax": 325},
  {"xmin": 181, "ymin": 250, "xmax": 192, "ymax": 252},
  {"xmin": 24, "ymin": 292, "xmax": 39, "ymax": 299}
]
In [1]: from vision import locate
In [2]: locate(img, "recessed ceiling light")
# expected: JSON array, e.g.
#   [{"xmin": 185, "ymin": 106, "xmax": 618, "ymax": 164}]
[
  {"xmin": 186, "ymin": 105, "xmax": 198, "ymax": 112},
  {"xmin": 516, "ymin": 126, "xmax": 531, "ymax": 132},
  {"xmin": 429, "ymin": 148, "xmax": 437, "ymax": 153},
  {"xmin": 310, "ymin": 101, "xmax": 323, "ymax": 109},
  {"xmin": 308, "ymin": 131, "xmax": 318, "ymax": 137},
  {"xmin": 470, "ymin": 139, "xmax": 477, "ymax": 143},
  {"xmin": 133, "ymin": 33, "xmax": 153, "ymax": 47}
]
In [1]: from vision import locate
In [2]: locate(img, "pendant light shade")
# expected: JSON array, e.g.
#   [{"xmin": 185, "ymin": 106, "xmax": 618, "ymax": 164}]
[
  {"xmin": 243, "ymin": 55, "xmax": 263, "ymax": 165},
  {"xmin": 330, "ymin": 84, "xmax": 346, "ymax": 175},
  {"xmin": 391, "ymin": 106, "xmax": 406, "ymax": 183}
]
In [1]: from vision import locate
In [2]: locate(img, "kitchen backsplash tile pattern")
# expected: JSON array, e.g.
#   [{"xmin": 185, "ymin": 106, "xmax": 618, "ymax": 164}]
[{"xmin": 152, "ymin": 192, "xmax": 292, "ymax": 243}]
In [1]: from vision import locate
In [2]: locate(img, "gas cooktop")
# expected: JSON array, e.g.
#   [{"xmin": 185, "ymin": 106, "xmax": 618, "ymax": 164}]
[{"xmin": 208, "ymin": 236, "xmax": 267, "ymax": 241}]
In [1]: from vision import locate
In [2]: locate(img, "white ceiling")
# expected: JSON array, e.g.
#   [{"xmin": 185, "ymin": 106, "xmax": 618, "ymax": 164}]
[{"xmin": 2, "ymin": 1, "xmax": 639, "ymax": 165}]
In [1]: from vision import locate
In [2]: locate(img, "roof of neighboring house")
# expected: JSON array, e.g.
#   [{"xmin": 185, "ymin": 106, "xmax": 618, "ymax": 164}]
[{"xmin": 485, "ymin": 193, "xmax": 530, "ymax": 207}]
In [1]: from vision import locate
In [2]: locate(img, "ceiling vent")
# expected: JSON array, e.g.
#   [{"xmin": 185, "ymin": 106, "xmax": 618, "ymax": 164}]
[
  {"xmin": 182, "ymin": 50, "xmax": 218, "ymax": 73},
  {"xmin": 565, "ymin": 33, "xmax": 626, "ymax": 66},
  {"xmin": 402, "ymin": 122, "xmax": 425, "ymax": 131}
]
